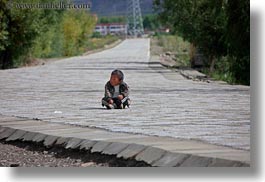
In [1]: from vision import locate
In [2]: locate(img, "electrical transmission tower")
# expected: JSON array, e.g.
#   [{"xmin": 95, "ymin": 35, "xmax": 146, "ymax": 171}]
[{"xmin": 126, "ymin": 0, "xmax": 144, "ymax": 37}]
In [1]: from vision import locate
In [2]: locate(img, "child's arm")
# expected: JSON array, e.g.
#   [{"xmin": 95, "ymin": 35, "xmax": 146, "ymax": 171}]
[
  {"xmin": 120, "ymin": 83, "xmax": 129, "ymax": 98},
  {"xmin": 104, "ymin": 82, "xmax": 112, "ymax": 101}
]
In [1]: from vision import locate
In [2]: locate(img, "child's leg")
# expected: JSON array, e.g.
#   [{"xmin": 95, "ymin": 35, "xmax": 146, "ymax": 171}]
[
  {"xmin": 113, "ymin": 98, "xmax": 122, "ymax": 109},
  {"xmin": 102, "ymin": 97, "xmax": 114, "ymax": 109},
  {"xmin": 122, "ymin": 97, "xmax": 131, "ymax": 108}
]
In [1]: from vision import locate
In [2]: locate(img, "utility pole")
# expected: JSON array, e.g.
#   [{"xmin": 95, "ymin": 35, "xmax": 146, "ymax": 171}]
[{"xmin": 126, "ymin": 0, "xmax": 144, "ymax": 38}]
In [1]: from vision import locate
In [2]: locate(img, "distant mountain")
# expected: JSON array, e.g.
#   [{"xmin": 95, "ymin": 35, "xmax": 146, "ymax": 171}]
[{"xmin": 74, "ymin": 0, "xmax": 155, "ymax": 16}]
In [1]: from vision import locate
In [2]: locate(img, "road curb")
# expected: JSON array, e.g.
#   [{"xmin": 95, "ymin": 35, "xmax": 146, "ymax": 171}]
[{"xmin": 0, "ymin": 124, "xmax": 250, "ymax": 167}]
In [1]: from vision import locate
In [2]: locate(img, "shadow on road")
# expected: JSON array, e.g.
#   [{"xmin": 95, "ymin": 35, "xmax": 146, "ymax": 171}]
[{"xmin": 79, "ymin": 107, "xmax": 106, "ymax": 111}]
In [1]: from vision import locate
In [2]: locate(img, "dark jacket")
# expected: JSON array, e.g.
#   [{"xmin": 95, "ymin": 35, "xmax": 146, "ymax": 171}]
[{"xmin": 104, "ymin": 81, "xmax": 129, "ymax": 101}]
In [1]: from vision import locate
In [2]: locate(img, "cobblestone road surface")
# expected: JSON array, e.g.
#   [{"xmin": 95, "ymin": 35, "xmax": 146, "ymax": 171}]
[{"xmin": 0, "ymin": 39, "xmax": 250, "ymax": 150}]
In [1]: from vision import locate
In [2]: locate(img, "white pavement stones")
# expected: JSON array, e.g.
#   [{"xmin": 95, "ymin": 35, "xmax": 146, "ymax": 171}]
[
  {"xmin": 102, "ymin": 142, "xmax": 129, "ymax": 155},
  {"xmin": 55, "ymin": 137, "xmax": 71, "ymax": 146},
  {"xmin": 0, "ymin": 128, "xmax": 16, "ymax": 140},
  {"xmin": 65, "ymin": 138, "xmax": 84, "ymax": 149},
  {"xmin": 6, "ymin": 130, "xmax": 27, "ymax": 141},
  {"xmin": 43, "ymin": 135, "xmax": 58, "ymax": 147},
  {"xmin": 135, "ymin": 146, "xmax": 166, "ymax": 165},
  {"xmin": 153, "ymin": 152, "xmax": 191, "ymax": 167},
  {"xmin": 91, "ymin": 141, "xmax": 112, "ymax": 153},
  {"xmin": 32, "ymin": 133, "xmax": 47, "ymax": 143},
  {"xmin": 79, "ymin": 140, "xmax": 97, "ymax": 150},
  {"xmin": 117, "ymin": 143, "xmax": 146, "ymax": 159}
]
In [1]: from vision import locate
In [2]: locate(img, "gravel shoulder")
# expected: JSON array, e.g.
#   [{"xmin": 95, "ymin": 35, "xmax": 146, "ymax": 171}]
[
  {"xmin": 0, "ymin": 140, "xmax": 149, "ymax": 167},
  {"xmin": 0, "ymin": 140, "xmax": 106, "ymax": 167}
]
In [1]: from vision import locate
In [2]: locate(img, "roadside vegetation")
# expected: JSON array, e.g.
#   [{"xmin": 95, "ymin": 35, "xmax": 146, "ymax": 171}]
[
  {"xmin": 98, "ymin": 16, "xmax": 126, "ymax": 24},
  {"xmin": 156, "ymin": 34, "xmax": 190, "ymax": 67},
  {"xmin": 154, "ymin": 0, "xmax": 250, "ymax": 85},
  {"xmin": 0, "ymin": 0, "xmax": 119, "ymax": 69},
  {"xmin": 87, "ymin": 33, "xmax": 119, "ymax": 51},
  {"xmin": 152, "ymin": 34, "xmax": 238, "ymax": 84}
]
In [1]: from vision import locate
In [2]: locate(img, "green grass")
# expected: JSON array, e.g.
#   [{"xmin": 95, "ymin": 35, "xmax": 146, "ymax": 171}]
[
  {"xmin": 211, "ymin": 71, "xmax": 236, "ymax": 84},
  {"xmin": 201, "ymin": 56, "xmax": 237, "ymax": 84},
  {"xmin": 15, "ymin": 35, "xmax": 120, "ymax": 68},
  {"xmin": 157, "ymin": 35, "xmax": 189, "ymax": 53},
  {"xmin": 156, "ymin": 34, "xmax": 191, "ymax": 67},
  {"xmin": 85, "ymin": 35, "xmax": 119, "ymax": 51},
  {"xmin": 203, "ymin": 70, "xmax": 236, "ymax": 84}
]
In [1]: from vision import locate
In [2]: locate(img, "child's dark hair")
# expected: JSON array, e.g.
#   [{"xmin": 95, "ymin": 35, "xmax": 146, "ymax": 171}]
[{"xmin": 111, "ymin": 69, "xmax": 124, "ymax": 81}]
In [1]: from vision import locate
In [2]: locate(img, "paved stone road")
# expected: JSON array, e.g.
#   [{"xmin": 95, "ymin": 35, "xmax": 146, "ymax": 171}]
[{"xmin": 0, "ymin": 39, "xmax": 250, "ymax": 151}]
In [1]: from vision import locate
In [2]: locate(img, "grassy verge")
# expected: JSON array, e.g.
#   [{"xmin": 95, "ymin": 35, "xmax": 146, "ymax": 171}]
[
  {"xmin": 201, "ymin": 56, "xmax": 237, "ymax": 84},
  {"xmin": 85, "ymin": 35, "xmax": 120, "ymax": 51},
  {"xmin": 154, "ymin": 34, "xmax": 191, "ymax": 67},
  {"xmin": 20, "ymin": 35, "xmax": 120, "ymax": 68},
  {"xmin": 153, "ymin": 34, "xmax": 241, "ymax": 84}
]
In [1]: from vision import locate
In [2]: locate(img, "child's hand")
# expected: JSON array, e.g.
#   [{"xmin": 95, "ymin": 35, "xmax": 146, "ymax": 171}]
[
  {"xmin": 108, "ymin": 99, "xmax": 114, "ymax": 104},
  {"xmin": 117, "ymin": 95, "xmax": 124, "ymax": 100}
]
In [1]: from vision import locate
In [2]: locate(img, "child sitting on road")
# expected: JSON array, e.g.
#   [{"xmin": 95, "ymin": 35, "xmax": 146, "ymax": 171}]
[{"xmin": 101, "ymin": 69, "xmax": 130, "ymax": 109}]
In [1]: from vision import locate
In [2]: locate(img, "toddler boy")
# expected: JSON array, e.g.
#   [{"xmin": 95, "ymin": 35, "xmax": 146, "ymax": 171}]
[{"xmin": 102, "ymin": 70, "xmax": 130, "ymax": 109}]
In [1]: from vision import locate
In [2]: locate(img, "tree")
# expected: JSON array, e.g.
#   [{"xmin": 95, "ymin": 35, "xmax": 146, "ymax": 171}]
[
  {"xmin": 62, "ymin": 10, "xmax": 96, "ymax": 56},
  {"xmin": 154, "ymin": 0, "xmax": 227, "ymax": 72},
  {"xmin": 0, "ymin": 0, "xmax": 42, "ymax": 68},
  {"xmin": 154, "ymin": 0, "xmax": 250, "ymax": 85},
  {"xmin": 98, "ymin": 16, "xmax": 126, "ymax": 24},
  {"xmin": 225, "ymin": 0, "xmax": 250, "ymax": 85},
  {"xmin": 0, "ymin": 0, "xmax": 97, "ymax": 67},
  {"xmin": 143, "ymin": 14, "xmax": 161, "ymax": 30}
]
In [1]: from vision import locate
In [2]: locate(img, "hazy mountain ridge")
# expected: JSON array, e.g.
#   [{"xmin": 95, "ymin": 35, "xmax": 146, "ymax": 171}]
[{"xmin": 74, "ymin": 0, "xmax": 155, "ymax": 16}]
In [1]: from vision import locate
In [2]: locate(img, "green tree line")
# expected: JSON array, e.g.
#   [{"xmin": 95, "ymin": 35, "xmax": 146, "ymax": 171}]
[
  {"xmin": 143, "ymin": 14, "xmax": 161, "ymax": 31},
  {"xmin": 0, "ymin": 0, "xmax": 96, "ymax": 69},
  {"xmin": 154, "ymin": 0, "xmax": 250, "ymax": 85},
  {"xmin": 98, "ymin": 16, "xmax": 126, "ymax": 24}
]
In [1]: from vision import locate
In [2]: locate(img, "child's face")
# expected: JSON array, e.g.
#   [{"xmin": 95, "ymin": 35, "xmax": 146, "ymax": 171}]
[{"xmin": 110, "ymin": 74, "xmax": 121, "ymax": 86}]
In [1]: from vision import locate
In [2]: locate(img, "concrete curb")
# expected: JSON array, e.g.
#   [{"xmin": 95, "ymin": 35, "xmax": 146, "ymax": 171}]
[{"xmin": 0, "ymin": 124, "xmax": 249, "ymax": 167}]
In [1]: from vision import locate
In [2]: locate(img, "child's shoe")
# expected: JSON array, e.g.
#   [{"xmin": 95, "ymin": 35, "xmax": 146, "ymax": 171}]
[
  {"xmin": 123, "ymin": 98, "xmax": 131, "ymax": 108},
  {"xmin": 102, "ymin": 100, "xmax": 114, "ymax": 109},
  {"xmin": 106, "ymin": 104, "xmax": 114, "ymax": 109}
]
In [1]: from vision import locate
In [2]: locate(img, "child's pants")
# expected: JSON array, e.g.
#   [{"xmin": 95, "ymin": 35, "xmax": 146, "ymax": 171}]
[{"xmin": 102, "ymin": 97, "xmax": 130, "ymax": 109}]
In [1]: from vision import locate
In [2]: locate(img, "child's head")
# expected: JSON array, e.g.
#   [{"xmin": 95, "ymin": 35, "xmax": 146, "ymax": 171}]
[{"xmin": 110, "ymin": 69, "xmax": 124, "ymax": 86}]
